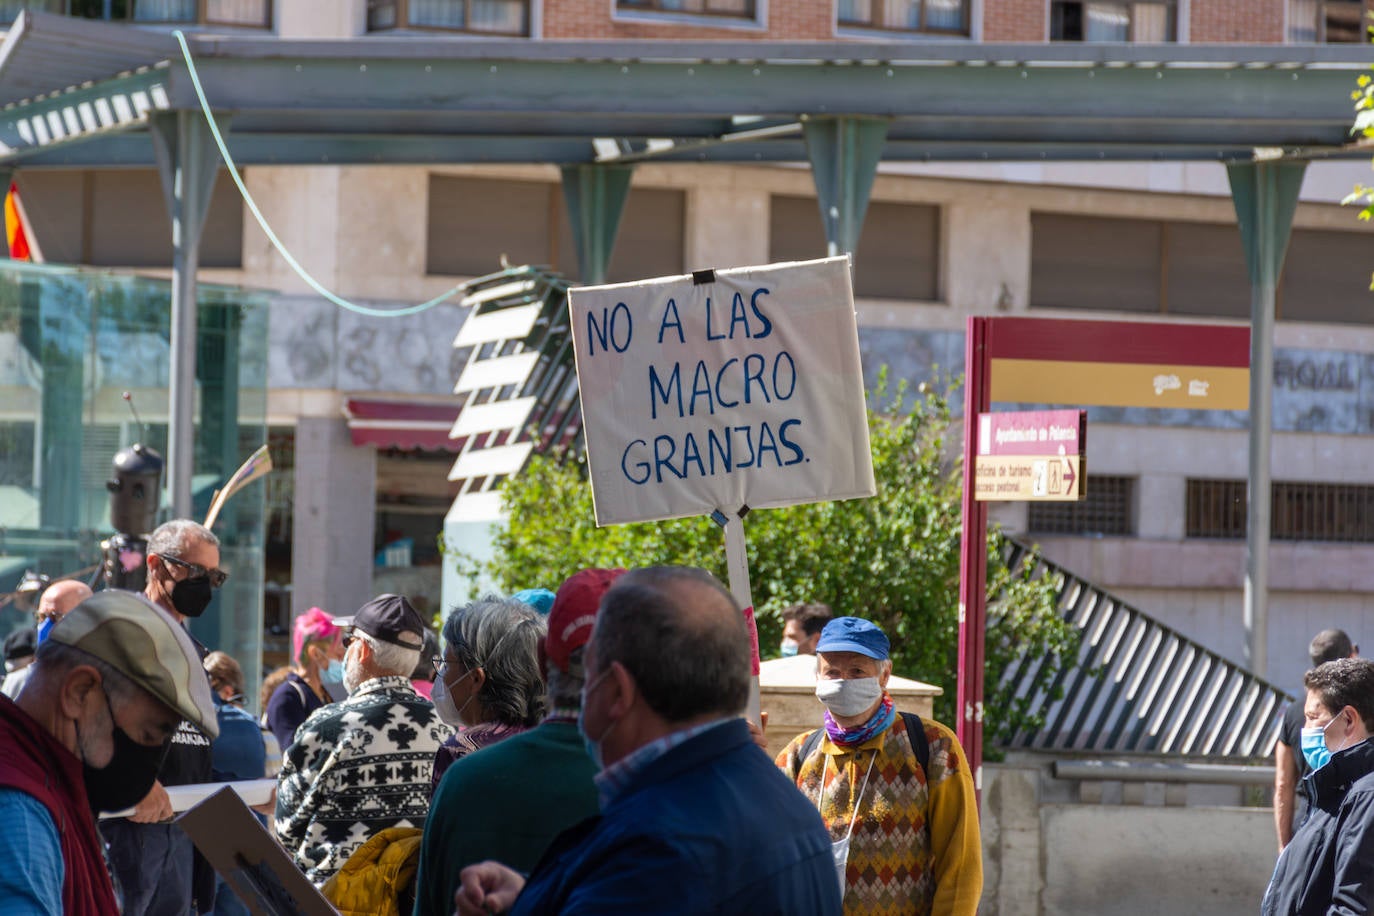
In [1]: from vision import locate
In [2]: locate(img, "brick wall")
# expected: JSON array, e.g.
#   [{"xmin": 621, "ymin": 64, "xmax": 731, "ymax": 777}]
[
  {"xmin": 542, "ymin": 0, "xmax": 837, "ymax": 39},
  {"xmin": 1189, "ymin": 0, "xmax": 1285, "ymax": 42},
  {"xmin": 982, "ymin": 0, "xmax": 1045, "ymax": 40}
]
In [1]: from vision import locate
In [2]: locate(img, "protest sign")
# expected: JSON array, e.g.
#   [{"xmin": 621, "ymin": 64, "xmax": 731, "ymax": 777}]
[{"xmin": 568, "ymin": 256, "xmax": 875, "ymax": 527}]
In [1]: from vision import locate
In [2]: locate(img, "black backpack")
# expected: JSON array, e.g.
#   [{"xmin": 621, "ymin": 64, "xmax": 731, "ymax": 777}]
[{"xmin": 797, "ymin": 710, "xmax": 931, "ymax": 776}]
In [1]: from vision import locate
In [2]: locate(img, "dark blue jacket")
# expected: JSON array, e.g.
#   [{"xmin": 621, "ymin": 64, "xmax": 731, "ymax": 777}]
[
  {"xmin": 1264, "ymin": 738, "xmax": 1374, "ymax": 915},
  {"xmin": 511, "ymin": 718, "xmax": 841, "ymax": 916}
]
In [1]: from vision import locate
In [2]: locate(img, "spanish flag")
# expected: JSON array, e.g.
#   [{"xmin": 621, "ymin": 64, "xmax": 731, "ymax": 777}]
[{"xmin": 5, "ymin": 181, "xmax": 35, "ymax": 262}]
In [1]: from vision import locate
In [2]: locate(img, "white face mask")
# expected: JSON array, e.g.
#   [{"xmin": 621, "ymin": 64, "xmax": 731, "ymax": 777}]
[
  {"xmin": 815, "ymin": 677, "xmax": 883, "ymax": 718},
  {"xmin": 432, "ymin": 668, "xmax": 476, "ymax": 728}
]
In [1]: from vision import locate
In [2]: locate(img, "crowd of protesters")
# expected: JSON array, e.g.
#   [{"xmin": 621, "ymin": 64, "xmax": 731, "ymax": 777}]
[{"xmin": 0, "ymin": 519, "xmax": 997, "ymax": 915}]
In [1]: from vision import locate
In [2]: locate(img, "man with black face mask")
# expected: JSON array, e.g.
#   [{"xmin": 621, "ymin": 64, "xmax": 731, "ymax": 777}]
[
  {"xmin": 103, "ymin": 518, "xmax": 227, "ymax": 916},
  {"xmin": 0, "ymin": 590, "xmax": 218, "ymax": 915}
]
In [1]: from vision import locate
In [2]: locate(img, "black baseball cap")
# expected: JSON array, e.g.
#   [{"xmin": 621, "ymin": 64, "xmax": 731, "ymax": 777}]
[
  {"xmin": 3, "ymin": 627, "xmax": 36, "ymax": 662},
  {"xmin": 333, "ymin": 594, "xmax": 425, "ymax": 650}
]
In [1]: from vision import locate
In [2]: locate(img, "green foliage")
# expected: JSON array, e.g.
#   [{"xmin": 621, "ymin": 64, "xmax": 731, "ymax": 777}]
[
  {"xmin": 1346, "ymin": 73, "xmax": 1374, "ymax": 288},
  {"xmin": 458, "ymin": 372, "xmax": 1078, "ymax": 749}
]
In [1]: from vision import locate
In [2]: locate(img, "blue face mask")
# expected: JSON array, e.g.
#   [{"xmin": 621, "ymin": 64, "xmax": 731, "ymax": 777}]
[
  {"xmin": 321, "ymin": 659, "xmax": 346, "ymax": 686},
  {"xmin": 780, "ymin": 639, "xmax": 799, "ymax": 658},
  {"xmin": 1301, "ymin": 712, "xmax": 1348, "ymax": 772},
  {"xmin": 578, "ymin": 668, "xmax": 615, "ymax": 770}
]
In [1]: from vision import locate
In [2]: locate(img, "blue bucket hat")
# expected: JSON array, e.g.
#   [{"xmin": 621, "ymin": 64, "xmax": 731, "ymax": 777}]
[{"xmin": 815, "ymin": 617, "xmax": 890, "ymax": 661}]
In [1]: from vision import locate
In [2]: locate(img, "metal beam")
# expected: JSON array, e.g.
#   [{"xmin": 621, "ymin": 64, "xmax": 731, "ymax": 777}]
[
  {"xmin": 803, "ymin": 116, "xmax": 888, "ymax": 257},
  {"xmin": 1227, "ymin": 159, "xmax": 1307, "ymax": 679},
  {"xmin": 150, "ymin": 109, "xmax": 227, "ymax": 520},
  {"xmin": 560, "ymin": 163, "xmax": 634, "ymax": 285}
]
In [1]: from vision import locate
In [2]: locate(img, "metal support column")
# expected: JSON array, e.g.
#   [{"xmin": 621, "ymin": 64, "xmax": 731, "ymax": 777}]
[
  {"xmin": 560, "ymin": 164, "xmax": 634, "ymax": 286},
  {"xmin": 801, "ymin": 116, "xmax": 890, "ymax": 257},
  {"xmin": 151, "ymin": 111, "xmax": 227, "ymax": 519},
  {"xmin": 1226, "ymin": 159, "xmax": 1306, "ymax": 678}
]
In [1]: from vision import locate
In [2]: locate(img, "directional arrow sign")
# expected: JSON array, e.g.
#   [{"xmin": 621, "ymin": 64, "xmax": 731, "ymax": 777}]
[{"xmin": 974, "ymin": 409, "xmax": 1086, "ymax": 503}]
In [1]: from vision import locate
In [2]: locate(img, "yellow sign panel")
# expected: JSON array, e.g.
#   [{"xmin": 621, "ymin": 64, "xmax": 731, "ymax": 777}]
[
  {"xmin": 975, "ymin": 455, "xmax": 1085, "ymax": 502},
  {"xmin": 989, "ymin": 359, "xmax": 1249, "ymax": 411}
]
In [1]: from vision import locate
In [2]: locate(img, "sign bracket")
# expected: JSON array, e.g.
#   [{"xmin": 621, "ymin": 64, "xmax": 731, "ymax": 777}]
[{"xmin": 711, "ymin": 504, "xmax": 761, "ymax": 724}]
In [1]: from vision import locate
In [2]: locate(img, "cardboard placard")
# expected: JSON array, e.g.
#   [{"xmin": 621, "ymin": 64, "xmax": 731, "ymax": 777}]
[
  {"xmin": 176, "ymin": 786, "xmax": 339, "ymax": 916},
  {"xmin": 568, "ymin": 256, "xmax": 876, "ymax": 526}
]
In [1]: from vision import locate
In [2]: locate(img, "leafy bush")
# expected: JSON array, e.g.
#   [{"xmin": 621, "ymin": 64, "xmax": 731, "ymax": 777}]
[{"xmin": 456, "ymin": 373, "xmax": 1077, "ymax": 747}]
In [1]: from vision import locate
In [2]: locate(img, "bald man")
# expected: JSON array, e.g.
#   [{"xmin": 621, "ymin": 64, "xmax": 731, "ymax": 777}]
[{"xmin": 2, "ymin": 580, "xmax": 93, "ymax": 699}]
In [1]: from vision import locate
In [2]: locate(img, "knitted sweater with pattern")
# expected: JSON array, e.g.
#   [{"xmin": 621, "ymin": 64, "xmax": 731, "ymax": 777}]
[{"xmin": 776, "ymin": 712, "xmax": 982, "ymax": 916}]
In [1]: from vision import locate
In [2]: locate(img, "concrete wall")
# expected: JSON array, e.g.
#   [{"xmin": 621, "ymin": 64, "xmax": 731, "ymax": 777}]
[
  {"xmin": 290, "ymin": 417, "xmax": 377, "ymax": 620},
  {"xmin": 981, "ymin": 759, "xmax": 1275, "ymax": 916}
]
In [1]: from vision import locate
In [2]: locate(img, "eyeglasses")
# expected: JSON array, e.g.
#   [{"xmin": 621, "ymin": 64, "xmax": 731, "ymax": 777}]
[
  {"xmin": 342, "ymin": 629, "xmax": 358, "ymax": 649},
  {"xmin": 161, "ymin": 555, "xmax": 228, "ymax": 588}
]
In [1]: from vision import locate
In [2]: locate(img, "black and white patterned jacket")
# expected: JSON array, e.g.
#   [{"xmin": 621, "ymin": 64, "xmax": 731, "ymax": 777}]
[{"xmin": 274, "ymin": 675, "xmax": 453, "ymax": 885}]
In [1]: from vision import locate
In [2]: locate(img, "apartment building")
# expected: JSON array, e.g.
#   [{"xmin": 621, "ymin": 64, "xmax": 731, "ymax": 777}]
[{"xmin": 0, "ymin": 0, "xmax": 1371, "ymax": 692}]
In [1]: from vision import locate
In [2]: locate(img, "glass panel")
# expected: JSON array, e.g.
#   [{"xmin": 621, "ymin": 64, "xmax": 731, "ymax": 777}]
[
  {"xmin": 837, "ymin": 0, "xmax": 868, "ymax": 23},
  {"xmin": 0, "ymin": 0, "xmax": 62, "ymax": 24},
  {"xmin": 133, "ymin": 0, "xmax": 197, "ymax": 21},
  {"xmin": 368, "ymin": 0, "xmax": 399, "ymax": 28},
  {"xmin": 469, "ymin": 0, "xmax": 525, "ymax": 33},
  {"xmin": 1288, "ymin": 0, "xmax": 1318, "ymax": 41},
  {"xmin": 925, "ymin": 0, "xmax": 964, "ymax": 30},
  {"xmin": 882, "ymin": 0, "xmax": 921, "ymax": 30},
  {"xmin": 1323, "ymin": 0, "xmax": 1365, "ymax": 41},
  {"xmin": 0, "ymin": 262, "xmax": 267, "ymax": 708},
  {"xmin": 206, "ymin": 0, "xmax": 271, "ymax": 25},
  {"xmin": 409, "ymin": 0, "xmax": 465, "ymax": 27},
  {"xmin": 1084, "ymin": 2, "xmax": 1130, "ymax": 40},
  {"xmin": 1129, "ymin": 2, "xmax": 1169, "ymax": 40}
]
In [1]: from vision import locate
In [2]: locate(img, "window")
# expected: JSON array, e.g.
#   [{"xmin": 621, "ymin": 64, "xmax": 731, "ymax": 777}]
[
  {"xmin": 617, "ymin": 0, "xmax": 755, "ymax": 20},
  {"xmin": 15, "ymin": 169, "xmax": 243, "ymax": 269},
  {"xmin": 1050, "ymin": 1, "xmax": 1176, "ymax": 41},
  {"xmin": 1187, "ymin": 479, "xmax": 1374, "ymax": 542},
  {"xmin": 368, "ymin": 0, "xmax": 528, "ymax": 36},
  {"xmin": 1288, "ymin": 0, "xmax": 1367, "ymax": 42},
  {"xmin": 0, "ymin": 0, "xmax": 271, "ymax": 26},
  {"xmin": 1027, "ymin": 475, "xmax": 1135, "ymax": 536},
  {"xmin": 769, "ymin": 196, "xmax": 940, "ymax": 301},
  {"xmin": 1030, "ymin": 214, "xmax": 1161, "ymax": 313},
  {"xmin": 1029, "ymin": 213, "xmax": 1374, "ymax": 324},
  {"xmin": 1280, "ymin": 228, "xmax": 1374, "ymax": 324},
  {"xmin": 837, "ymin": 0, "xmax": 967, "ymax": 35},
  {"xmin": 426, "ymin": 176, "xmax": 685, "ymax": 283}
]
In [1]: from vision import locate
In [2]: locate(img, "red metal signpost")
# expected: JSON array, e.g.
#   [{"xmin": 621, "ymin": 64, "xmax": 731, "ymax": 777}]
[{"xmin": 957, "ymin": 316, "xmax": 1250, "ymax": 792}]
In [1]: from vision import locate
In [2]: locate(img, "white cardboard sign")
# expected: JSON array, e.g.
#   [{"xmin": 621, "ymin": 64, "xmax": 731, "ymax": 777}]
[{"xmin": 568, "ymin": 256, "xmax": 876, "ymax": 526}]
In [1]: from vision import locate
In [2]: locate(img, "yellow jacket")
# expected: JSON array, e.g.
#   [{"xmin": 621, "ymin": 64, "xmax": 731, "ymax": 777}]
[
  {"xmin": 777, "ymin": 713, "xmax": 982, "ymax": 916},
  {"xmin": 321, "ymin": 826, "xmax": 424, "ymax": 916}
]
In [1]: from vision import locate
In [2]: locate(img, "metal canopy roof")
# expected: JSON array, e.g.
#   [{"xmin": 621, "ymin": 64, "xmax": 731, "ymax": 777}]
[{"xmin": 3, "ymin": 10, "xmax": 1374, "ymax": 168}]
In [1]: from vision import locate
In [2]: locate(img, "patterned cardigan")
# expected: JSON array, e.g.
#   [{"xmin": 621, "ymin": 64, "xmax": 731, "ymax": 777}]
[
  {"xmin": 776, "ymin": 713, "xmax": 983, "ymax": 916},
  {"xmin": 275, "ymin": 675, "xmax": 454, "ymax": 886}
]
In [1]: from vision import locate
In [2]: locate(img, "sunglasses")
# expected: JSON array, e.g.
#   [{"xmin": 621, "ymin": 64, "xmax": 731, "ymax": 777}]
[{"xmin": 161, "ymin": 555, "xmax": 229, "ymax": 588}]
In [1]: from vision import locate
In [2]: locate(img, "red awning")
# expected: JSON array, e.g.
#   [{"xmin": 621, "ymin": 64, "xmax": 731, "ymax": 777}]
[{"xmin": 343, "ymin": 399, "xmax": 463, "ymax": 451}]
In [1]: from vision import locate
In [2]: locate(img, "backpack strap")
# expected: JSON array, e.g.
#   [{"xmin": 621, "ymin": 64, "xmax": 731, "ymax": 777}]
[
  {"xmin": 900, "ymin": 711, "xmax": 930, "ymax": 776},
  {"xmin": 796, "ymin": 711, "xmax": 930, "ymax": 776}
]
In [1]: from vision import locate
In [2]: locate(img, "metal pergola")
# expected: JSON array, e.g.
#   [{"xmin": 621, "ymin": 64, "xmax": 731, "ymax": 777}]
[{"xmin": 3, "ymin": 9, "xmax": 1374, "ymax": 761}]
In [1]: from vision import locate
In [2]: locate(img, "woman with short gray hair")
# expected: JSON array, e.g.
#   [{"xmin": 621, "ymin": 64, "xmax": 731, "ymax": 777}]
[{"xmin": 430, "ymin": 596, "xmax": 546, "ymax": 788}]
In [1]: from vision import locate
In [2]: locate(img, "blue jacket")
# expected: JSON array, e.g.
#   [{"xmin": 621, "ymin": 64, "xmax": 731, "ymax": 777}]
[
  {"xmin": 512, "ymin": 719, "xmax": 841, "ymax": 916},
  {"xmin": 1264, "ymin": 738, "xmax": 1374, "ymax": 915},
  {"xmin": 210, "ymin": 696, "xmax": 267, "ymax": 782}
]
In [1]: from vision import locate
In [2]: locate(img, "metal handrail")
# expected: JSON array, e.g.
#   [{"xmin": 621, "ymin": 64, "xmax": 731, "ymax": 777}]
[{"xmin": 997, "ymin": 538, "xmax": 1292, "ymax": 761}]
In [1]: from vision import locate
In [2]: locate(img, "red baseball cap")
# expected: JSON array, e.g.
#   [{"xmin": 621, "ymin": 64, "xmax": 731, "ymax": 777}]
[{"xmin": 544, "ymin": 568, "xmax": 626, "ymax": 676}]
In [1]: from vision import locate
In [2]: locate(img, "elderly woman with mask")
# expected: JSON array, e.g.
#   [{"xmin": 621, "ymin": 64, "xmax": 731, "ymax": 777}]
[
  {"xmin": 430, "ymin": 596, "xmax": 546, "ymax": 788},
  {"xmin": 264, "ymin": 607, "xmax": 345, "ymax": 753}
]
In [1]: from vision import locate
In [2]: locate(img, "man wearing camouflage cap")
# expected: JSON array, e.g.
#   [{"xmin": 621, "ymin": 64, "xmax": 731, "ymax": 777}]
[{"xmin": 0, "ymin": 590, "xmax": 218, "ymax": 914}]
